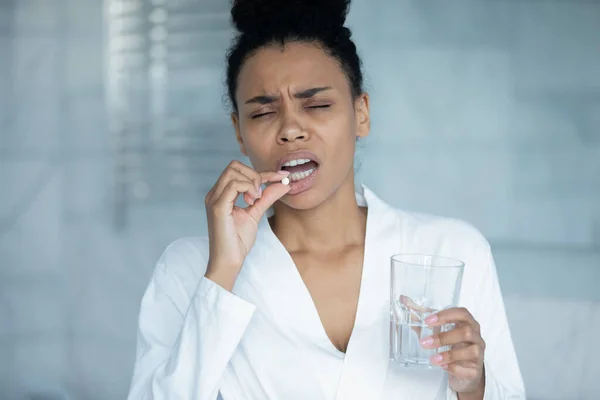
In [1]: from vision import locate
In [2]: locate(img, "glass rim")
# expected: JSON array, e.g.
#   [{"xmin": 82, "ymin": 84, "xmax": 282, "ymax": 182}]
[{"xmin": 390, "ymin": 253, "xmax": 465, "ymax": 269}]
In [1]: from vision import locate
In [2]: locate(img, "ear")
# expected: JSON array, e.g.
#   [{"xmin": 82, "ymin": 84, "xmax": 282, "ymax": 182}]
[
  {"xmin": 354, "ymin": 93, "xmax": 370, "ymax": 139},
  {"xmin": 231, "ymin": 112, "xmax": 248, "ymax": 156}
]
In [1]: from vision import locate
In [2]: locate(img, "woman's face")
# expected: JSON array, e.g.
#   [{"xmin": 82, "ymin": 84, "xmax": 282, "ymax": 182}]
[{"xmin": 232, "ymin": 41, "xmax": 370, "ymax": 210}]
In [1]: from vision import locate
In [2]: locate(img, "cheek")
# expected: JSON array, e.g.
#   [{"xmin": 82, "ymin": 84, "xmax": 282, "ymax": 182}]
[
  {"xmin": 322, "ymin": 114, "xmax": 356, "ymax": 151},
  {"xmin": 242, "ymin": 134, "xmax": 272, "ymax": 168}
]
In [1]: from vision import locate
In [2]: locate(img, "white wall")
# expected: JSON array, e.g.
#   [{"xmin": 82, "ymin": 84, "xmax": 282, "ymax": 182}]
[{"xmin": 0, "ymin": 0, "xmax": 598, "ymax": 399}]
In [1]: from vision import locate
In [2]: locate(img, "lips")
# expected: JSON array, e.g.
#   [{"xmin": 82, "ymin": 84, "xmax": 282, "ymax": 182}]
[
  {"xmin": 276, "ymin": 150, "xmax": 321, "ymax": 195},
  {"xmin": 284, "ymin": 162, "xmax": 318, "ymax": 182},
  {"xmin": 276, "ymin": 150, "xmax": 320, "ymax": 171}
]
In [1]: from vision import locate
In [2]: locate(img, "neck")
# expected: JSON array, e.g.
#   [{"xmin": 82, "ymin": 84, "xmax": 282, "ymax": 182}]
[{"xmin": 270, "ymin": 178, "xmax": 367, "ymax": 254}]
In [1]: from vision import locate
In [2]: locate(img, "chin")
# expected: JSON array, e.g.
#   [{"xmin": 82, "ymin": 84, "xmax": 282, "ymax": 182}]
[
  {"xmin": 278, "ymin": 189, "xmax": 325, "ymax": 211},
  {"xmin": 278, "ymin": 178, "xmax": 345, "ymax": 211},
  {"xmin": 274, "ymin": 166, "xmax": 354, "ymax": 211}
]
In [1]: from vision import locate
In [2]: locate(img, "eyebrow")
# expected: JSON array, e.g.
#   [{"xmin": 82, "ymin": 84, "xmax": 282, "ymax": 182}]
[{"xmin": 244, "ymin": 86, "xmax": 332, "ymax": 105}]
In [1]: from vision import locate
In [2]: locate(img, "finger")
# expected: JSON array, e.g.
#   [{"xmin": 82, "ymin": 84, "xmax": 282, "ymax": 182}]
[
  {"xmin": 399, "ymin": 295, "xmax": 437, "ymax": 338},
  {"xmin": 449, "ymin": 360, "xmax": 480, "ymax": 369},
  {"xmin": 429, "ymin": 344, "xmax": 483, "ymax": 366},
  {"xmin": 400, "ymin": 295, "xmax": 436, "ymax": 313},
  {"xmin": 254, "ymin": 171, "xmax": 289, "ymax": 206},
  {"xmin": 246, "ymin": 181, "xmax": 291, "ymax": 221},
  {"xmin": 242, "ymin": 192, "xmax": 257, "ymax": 207},
  {"xmin": 411, "ymin": 320, "xmax": 440, "ymax": 341},
  {"xmin": 212, "ymin": 169, "xmax": 260, "ymax": 203},
  {"xmin": 213, "ymin": 167, "xmax": 253, "ymax": 197},
  {"xmin": 212, "ymin": 180, "xmax": 257, "ymax": 213},
  {"xmin": 442, "ymin": 362, "xmax": 482, "ymax": 382},
  {"xmin": 228, "ymin": 161, "xmax": 263, "ymax": 192},
  {"xmin": 420, "ymin": 325, "xmax": 483, "ymax": 349},
  {"xmin": 425, "ymin": 307, "xmax": 478, "ymax": 329},
  {"xmin": 260, "ymin": 170, "xmax": 290, "ymax": 185}
]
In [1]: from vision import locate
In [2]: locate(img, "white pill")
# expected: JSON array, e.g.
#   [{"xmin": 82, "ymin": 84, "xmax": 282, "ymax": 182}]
[{"xmin": 281, "ymin": 177, "xmax": 290, "ymax": 185}]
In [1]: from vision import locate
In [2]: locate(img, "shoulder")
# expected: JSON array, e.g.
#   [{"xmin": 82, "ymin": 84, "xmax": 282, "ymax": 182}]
[
  {"xmin": 364, "ymin": 186, "xmax": 491, "ymax": 264},
  {"xmin": 153, "ymin": 236, "xmax": 211, "ymax": 298},
  {"xmin": 395, "ymin": 210, "xmax": 496, "ymax": 301},
  {"xmin": 398, "ymin": 209, "xmax": 491, "ymax": 254},
  {"xmin": 390, "ymin": 208, "xmax": 497, "ymax": 305}
]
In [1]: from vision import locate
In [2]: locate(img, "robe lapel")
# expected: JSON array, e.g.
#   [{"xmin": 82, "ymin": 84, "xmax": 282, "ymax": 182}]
[
  {"xmin": 235, "ymin": 216, "xmax": 320, "ymax": 338},
  {"xmin": 333, "ymin": 186, "xmax": 397, "ymax": 399},
  {"xmin": 335, "ymin": 186, "xmax": 452, "ymax": 400}
]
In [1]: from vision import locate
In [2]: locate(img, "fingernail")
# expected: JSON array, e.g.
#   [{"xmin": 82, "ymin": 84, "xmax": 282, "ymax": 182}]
[
  {"xmin": 278, "ymin": 170, "xmax": 290, "ymax": 175},
  {"xmin": 420, "ymin": 337, "xmax": 434, "ymax": 348},
  {"xmin": 258, "ymin": 186, "xmax": 262, "ymax": 197},
  {"xmin": 441, "ymin": 364, "xmax": 448, "ymax": 370},
  {"xmin": 425, "ymin": 314, "xmax": 438, "ymax": 325},
  {"xmin": 431, "ymin": 354, "xmax": 443, "ymax": 364}
]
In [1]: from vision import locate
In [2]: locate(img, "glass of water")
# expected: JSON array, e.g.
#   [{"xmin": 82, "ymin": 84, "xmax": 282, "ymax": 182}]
[{"xmin": 390, "ymin": 254, "xmax": 464, "ymax": 367}]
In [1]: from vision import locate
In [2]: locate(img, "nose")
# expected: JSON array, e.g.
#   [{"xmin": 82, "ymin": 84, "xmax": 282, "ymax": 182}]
[
  {"xmin": 276, "ymin": 112, "xmax": 307, "ymax": 144},
  {"xmin": 278, "ymin": 129, "xmax": 306, "ymax": 143}
]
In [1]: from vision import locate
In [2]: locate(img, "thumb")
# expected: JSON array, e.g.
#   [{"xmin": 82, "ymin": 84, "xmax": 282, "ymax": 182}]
[{"xmin": 247, "ymin": 182, "xmax": 291, "ymax": 221}]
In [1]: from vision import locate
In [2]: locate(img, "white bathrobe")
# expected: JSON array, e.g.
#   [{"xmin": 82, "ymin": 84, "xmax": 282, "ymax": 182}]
[{"xmin": 127, "ymin": 185, "xmax": 525, "ymax": 400}]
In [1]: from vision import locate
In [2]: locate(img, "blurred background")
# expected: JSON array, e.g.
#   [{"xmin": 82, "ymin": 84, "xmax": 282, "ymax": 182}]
[{"xmin": 0, "ymin": 0, "xmax": 599, "ymax": 399}]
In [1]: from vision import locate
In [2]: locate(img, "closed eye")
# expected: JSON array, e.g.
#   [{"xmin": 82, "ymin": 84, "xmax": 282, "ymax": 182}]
[
  {"xmin": 252, "ymin": 105, "xmax": 329, "ymax": 119},
  {"xmin": 251, "ymin": 111, "xmax": 275, "ymax": 119}
]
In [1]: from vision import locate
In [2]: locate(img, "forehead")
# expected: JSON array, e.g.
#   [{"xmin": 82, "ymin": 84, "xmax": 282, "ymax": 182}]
[{"xmin": 236, "ymin": 42, "xmax": 349, "ymax": 97}]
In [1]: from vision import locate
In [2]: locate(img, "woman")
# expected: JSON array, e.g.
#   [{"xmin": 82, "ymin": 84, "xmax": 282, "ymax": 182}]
[{"xmin": 127, "ymin": 0, "xmax": 525, "ymax": 399}]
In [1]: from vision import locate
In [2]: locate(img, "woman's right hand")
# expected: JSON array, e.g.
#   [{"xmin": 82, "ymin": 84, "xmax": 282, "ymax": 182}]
[{"xmin": 204, "ymin": 160, "xmax": 291, "ymax": 291}]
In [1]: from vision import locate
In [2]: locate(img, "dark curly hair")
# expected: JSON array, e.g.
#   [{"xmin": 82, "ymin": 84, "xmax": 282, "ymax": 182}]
[{"xmin": 226, "ymin": 0, "xmax": 364, "ymax": 112}]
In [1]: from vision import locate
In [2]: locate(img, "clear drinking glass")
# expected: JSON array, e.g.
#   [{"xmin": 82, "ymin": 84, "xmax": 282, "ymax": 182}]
[{"xmin": 389, "ymin": 254, "xmax": 464, "ymax": 367}]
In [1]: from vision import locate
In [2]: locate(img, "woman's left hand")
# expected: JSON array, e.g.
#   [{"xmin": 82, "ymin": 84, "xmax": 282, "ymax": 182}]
[{"xmin": 420, "ymin": 307, "xmax": 486, "ymax": 396}]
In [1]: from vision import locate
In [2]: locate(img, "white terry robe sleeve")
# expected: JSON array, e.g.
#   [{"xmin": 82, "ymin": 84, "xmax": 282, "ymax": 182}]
[
  {"xmin": 448, "ymin": 247, "xmax": 526, "ymax": 400},
  {"xmin": 478, "ymin": 249, "xmax": 526, "ymax": 399},
  {"xmin": 127, "ymin": 242, "xmax": 256, "ymax": 400}
]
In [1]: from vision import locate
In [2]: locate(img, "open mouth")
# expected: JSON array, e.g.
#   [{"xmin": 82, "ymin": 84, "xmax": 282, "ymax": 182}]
[{"xmin": 280, "ymin": 158, "xmax": 319, "ymax": 182}]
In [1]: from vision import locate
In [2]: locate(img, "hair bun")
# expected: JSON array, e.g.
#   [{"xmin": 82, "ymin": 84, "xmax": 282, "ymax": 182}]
[{"xmin": 231, "ymin": 0, "xmax": 351, "ymax": 35}]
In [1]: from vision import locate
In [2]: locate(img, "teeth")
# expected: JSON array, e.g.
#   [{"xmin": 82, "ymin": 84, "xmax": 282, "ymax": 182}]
[
  {"xmin": 283, "ymin": 158, "xmax": 311, "ymax": 167},
  {"xmin": 289, "ymin": 167, "xmax": 316, "ymax": 182}
]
